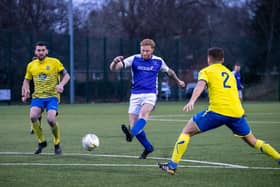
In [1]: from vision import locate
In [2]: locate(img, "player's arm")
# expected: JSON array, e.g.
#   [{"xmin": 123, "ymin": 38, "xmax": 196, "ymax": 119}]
[
  {"xmin": 183, "ymin": 80, "xmax": 206, "ymax": 112},
  {"xmin": 21, "ymin": 79, "xmax": 31, "ymax": 102},
  {"xmin": 56, "ymin": 69, "xmax": 70, "ymax": 93},
  {"xmin": 166, "ymin": 68, "xmax": 185, "ymax": 88},
  {"xmin": 110, "ymin": 56, "xmax": 125, "ymax": 72}
]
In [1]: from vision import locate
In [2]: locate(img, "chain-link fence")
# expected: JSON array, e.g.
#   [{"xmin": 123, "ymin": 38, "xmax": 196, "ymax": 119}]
[{"xmin": 0, "ymin": 30, "xmax": 279, "ymax": 104}]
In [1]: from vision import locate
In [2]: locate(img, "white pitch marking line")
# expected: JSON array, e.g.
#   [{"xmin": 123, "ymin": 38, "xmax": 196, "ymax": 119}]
[
  {"xmin": 0, "ymin": 163, "xmax": 279, "ymax": 170},
  {"xmin": 0, "ymin": 151, "xmax": 245, "ymax": 168},
  {"xmin": 150, "ymin": 119, "xmax": 187, "ymax": 122},
  {"xmin": 0, "ymin": 152, "xmax": 279, "ymax": 170},
  {"xmin": 151, "ymin": 114, "xmax": 192, "ymax": 118},
  {"xmin": 149, "ymin": 118, "xmax": 280, "ymax": 124},
  {"xmin": 151, "ymin": 112, "xmax": 279, "ymax": 118},
  {"xmin": 0, "ymin": 163, "xmax": 157, "ymax": 167},
  {"xmin": 247, "ymin": 121, "xmax": 280, "ymax": 124},
  {"xmin": 0, "ymin": 151, "xmax": 260, "ymax": 169}
]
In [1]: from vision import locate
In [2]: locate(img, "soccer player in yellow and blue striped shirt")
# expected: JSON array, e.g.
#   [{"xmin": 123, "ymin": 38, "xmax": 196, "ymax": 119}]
[
  {"xmin": 159, "ymin": 47, "xmax": 280, "ymax": 175},
  {"xmin": 21, "ymin": 41, "xmax": 70, "ymax": 155}
]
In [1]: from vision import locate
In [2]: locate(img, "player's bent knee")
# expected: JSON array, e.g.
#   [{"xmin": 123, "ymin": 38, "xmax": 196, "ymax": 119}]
[
  {"xmin": 182, "ymin": 119, "xmax": 200, "ymax": 136},
  {"xmin": 30, "ymin": 115, "xmax": 41, "ymax": 122},
  {"xmin": 242, "ymin": 134, "xmax": 257, "ymax": 147},
  {"xmin": 47, "ymin": 117, "xmax": 56, "ymax": 126}
]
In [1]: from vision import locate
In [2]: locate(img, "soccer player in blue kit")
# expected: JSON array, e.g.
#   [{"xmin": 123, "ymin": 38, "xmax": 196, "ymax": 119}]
[
  {"xmin": 110, "ymin": 39, "xmax": 185, "ymax": 159},
  {"xmin": 232, "ymin": 63, "xmax": 243, "ymax": 100}
]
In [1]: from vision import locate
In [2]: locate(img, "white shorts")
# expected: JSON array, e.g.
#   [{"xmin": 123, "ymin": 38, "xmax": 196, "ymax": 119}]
[{"xmin": 128, "ymin": 93, "xmax": 157, "ymax": 115}]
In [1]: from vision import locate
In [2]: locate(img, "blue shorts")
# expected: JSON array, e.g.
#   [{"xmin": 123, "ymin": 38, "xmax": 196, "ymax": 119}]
[
  {"xmin": 193, "ymin": 110, "xmax": 251, "ymax": 137},
  {"xmin": 30, "ymin": 97, "xmax": 59, "ymax": 112}
]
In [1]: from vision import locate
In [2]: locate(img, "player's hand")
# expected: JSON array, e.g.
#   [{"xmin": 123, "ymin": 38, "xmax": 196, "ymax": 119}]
[
  {"xmin": 56, "ymin": 84, "xmax": 64, "ymax": 93},
  {"xmin": 113, "ymin": 56, "xmax": 124, "ymax": 64},
  {"xmin": 183, "ymin": 101, "xmax": 195, "ymax": 112},
  {"xmin": 178, "ymin": 80, "xmax": 185, "ymax": 88},
  {"xmin": 21, "ymin": 88, "xmax": 30, "ymax": 103},
  {"xmin": 21, "ymin": 96, "xmax": 28, "ymax": 103},
  {"xmin": 21, "ymin": 88, "xmax": 30, "ymax": 98}
]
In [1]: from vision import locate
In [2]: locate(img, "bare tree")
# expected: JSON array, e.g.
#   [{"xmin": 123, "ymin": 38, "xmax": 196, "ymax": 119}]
[
  {"xmin": 0, "ymin": 0, "xmax": 67, "ymax": 32},
  {"xmin": 249, "ymin": 0, "xmax": 280, "ymax": 71}
]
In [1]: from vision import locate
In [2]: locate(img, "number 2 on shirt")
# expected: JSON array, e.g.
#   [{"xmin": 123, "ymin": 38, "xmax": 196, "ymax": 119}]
[{"xmin": 221, "ymin": 72, "xmax": 231, "ymax": 88}]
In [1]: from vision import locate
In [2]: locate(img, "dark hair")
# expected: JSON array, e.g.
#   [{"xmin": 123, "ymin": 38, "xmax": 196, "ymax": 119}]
[
  {"xmin": 208, "ymin": 47, "xmax": 224, "ymax": 61},
  {"xmin": 35, "ymin": 41, "xmax": 48, "ymax": 49}
]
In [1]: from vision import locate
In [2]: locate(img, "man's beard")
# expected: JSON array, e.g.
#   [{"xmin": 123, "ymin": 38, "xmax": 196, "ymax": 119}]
[{"xmin": 37, "ymin": 55, "xmax": 46, "ymax": 61}]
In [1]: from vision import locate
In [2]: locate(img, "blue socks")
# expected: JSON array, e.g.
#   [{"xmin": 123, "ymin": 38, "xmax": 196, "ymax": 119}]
[
  {"xmin": 168, "ymin": 161, "xmax": 178, "ymax": 169},
  {"xmin": 131, "ymin": 118, "xmax": 153, "ymax": 151},
  {"xmin": 131, "ymin": 118, "xmax": 146, "ymax": 136},
  {"xmin": 136, "ymin": 130, "xmax": 153, "ymax": 151}
]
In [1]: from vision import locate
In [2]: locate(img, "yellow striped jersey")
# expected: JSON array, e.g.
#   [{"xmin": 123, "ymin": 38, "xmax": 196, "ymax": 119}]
[
  {"xmin": 198, "ymin": 63, "xmax": 244, "ymax": 117},
  {"xmin": 25, "ymin": 57, "xmax": 65, "ymax": 99}
]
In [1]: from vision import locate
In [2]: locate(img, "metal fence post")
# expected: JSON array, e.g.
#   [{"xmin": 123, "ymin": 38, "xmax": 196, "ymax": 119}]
[
  {"xmin": 119, "ymin": 38, "xmax": 124, "ymax": 101},
  {"xmin": 103, "ymin": 37, "xmax": 107, "ymax": 81},
  {"xmin": 7, "ymin": 31, "xmax": 12, "ymax": 103},
  {"xmin": 86, "ymin": 33, "xmax": 90, "ymax": 103},
  {"xmin": 278, "ymin": 73, "xmax": 280, "ymax": 101},
  {"xmin": 175, "ymin": 39, "xmax": 182, "ymax": 101}
]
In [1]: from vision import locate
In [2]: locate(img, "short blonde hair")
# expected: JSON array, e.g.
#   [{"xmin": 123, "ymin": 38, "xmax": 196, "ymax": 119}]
[{"xmin": 140, "ymin": 39, "xmax": 156, "ymax": 49}]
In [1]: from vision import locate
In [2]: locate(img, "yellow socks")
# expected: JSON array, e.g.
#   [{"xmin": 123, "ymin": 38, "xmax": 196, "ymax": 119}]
[
  {"xmin": 171, "ymin": 133, "xmax": 190, "ymax": 163},
  {"xmin": 255, "ymin": 139, "xmax": 280, "ymax": 160},
  {"xmin": 51, "ymin": 124, "xmax": 60, "ymax": 145},
  {"xmin": 32, "ymin": 120, "xmax": 45, "ymax": 143}
]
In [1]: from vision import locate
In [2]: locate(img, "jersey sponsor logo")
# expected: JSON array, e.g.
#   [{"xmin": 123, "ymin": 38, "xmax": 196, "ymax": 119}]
[
  {"xmin": 46, "ymin": 66, "xmax": 50, "ymax": 70},
  {"xmin": 38, "ymin": 73, "xmax": 47, "ymax": 80},
  {"xmin": 137, "ymin": 66, "xmax": 154, "ymax": 71}
]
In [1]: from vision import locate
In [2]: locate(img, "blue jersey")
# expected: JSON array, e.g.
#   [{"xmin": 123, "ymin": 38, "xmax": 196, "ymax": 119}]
[
  {"xmin": 123, "ymin": 54, "xmax": 169, "ymax": 94},
  {"xmin": 232, "ymin": 71, "xmax": 242, "ymax": 90}
]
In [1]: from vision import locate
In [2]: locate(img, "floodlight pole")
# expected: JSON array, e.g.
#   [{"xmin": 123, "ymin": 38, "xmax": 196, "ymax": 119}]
[
  {"xmin": 207, "ymin": 15, "xmax": 212, "ymax": 47},
  {"xmin": 68, "ymin": 0, "xmax": 75, "ymax": 104}
]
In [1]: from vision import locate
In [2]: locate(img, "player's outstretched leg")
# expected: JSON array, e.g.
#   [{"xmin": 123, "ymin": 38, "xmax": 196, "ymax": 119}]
[
  {"xmin": 139, "ymin": 147, "xmax": 154, "ymax": 159},
  {"xmin": 243, "ymin": 134, "xmax": 280, "ymax": 164},
  {"xmin": 254, "ymin": 139, "xmax": 280, "ymax": 163},
  {"xmin": 121, "ymin": 124, "xmax": 133, "ymax": 142},
  {"xmin": 158, "ymin": 133, "xmax": 190, "ymax": 175},
  {"xmin": 158, "ymin": 162, "xmax": 176, "ymax": 175},
  {"xmin": 123, "ymin": 118, "xmax": 147, "ymax": 143},
  {"xmin": 136, "ymin": 130, "xmax": 154, "ymax": 159}
]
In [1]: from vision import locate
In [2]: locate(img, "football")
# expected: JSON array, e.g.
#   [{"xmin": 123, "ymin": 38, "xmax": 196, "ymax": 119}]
[{"xmin": 82, "ymin": 133, "xmax": 100, "ymax": 151}]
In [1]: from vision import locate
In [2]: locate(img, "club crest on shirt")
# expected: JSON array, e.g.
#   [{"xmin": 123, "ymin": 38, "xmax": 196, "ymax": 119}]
[
  {"xmin": 38, "ymin": 73, "xmax": 47, "ymax": 80},
  {"xmin": 46, "ymin": 66, "xmax": 50, "ymax": 70}
]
